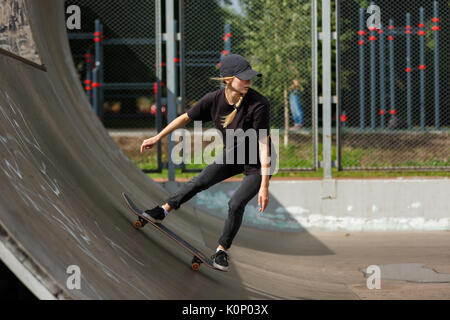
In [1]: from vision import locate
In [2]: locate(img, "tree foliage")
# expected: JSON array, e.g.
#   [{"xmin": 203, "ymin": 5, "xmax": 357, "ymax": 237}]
[{"xmin": 223, "ymin": 0, "xmax": 312, "ymax": 114}]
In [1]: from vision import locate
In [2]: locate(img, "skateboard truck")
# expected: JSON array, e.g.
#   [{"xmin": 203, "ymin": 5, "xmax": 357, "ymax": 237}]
[
  {"xmin": 133, "ymin": 217, "xmax": 148, "ymax": 229},
  {"xmin": 191, "ymin": 256, "xmax": 202, "ymax": 271}
]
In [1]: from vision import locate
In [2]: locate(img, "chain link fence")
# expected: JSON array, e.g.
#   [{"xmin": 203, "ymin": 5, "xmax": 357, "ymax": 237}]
[
  {"xmin": 65, "ymin": 0, "xmax": 316, "ymax": 173},
  {"xmin": 64, "ymin": 0, "xmax": 448, "ymax": 173},
  {"xmin": 65, "ymin": 0, "xmax": 158, "ymax": 129},
  {"xmin": 338, "ymin": 0, "xmax": 449, "ymax": 170}
]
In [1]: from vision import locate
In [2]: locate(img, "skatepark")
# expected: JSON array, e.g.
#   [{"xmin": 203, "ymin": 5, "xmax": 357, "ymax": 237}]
[{"xmin": 0, "ymin": 0, "xmax": 449, "ymax": 300}]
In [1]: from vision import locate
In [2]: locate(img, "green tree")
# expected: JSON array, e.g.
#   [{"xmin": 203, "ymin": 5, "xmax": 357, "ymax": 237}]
[{"xmin": 225, "ymin": 0, "xmax": 312, "ymax": 124}]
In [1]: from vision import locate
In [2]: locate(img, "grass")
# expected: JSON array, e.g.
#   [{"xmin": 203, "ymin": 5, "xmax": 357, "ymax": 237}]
[
  {"xmin": 142, "ymin": 168, "xmax": 449, "ymax": 180},
  {"xmin": 113, "ymin": 132, "xmax": 449, "ymax": 180},
  {"xmin": 135, "ymin": 149, "xmax": 449, "ymax": 180}
]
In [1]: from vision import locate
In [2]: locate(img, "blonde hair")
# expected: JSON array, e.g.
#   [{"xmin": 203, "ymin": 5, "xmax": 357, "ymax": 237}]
[{"xmin": 210, "ymin": 76, "xmax": 245, "ymax": 128}]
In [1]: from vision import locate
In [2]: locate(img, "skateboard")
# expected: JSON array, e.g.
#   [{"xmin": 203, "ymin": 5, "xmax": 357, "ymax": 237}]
[{"xmin": 122, "ymin": 192, "xmax": 226, "ymax": 272}]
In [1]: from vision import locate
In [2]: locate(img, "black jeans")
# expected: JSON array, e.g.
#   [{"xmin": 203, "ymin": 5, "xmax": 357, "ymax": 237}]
[{"xmin": 166, "ymin": 152, "xmax": 271, "ymax": 249}]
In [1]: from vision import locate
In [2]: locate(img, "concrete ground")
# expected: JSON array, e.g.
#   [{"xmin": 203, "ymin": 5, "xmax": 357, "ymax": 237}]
[{"xmin": 227, "ymin": 230, "xmax": 450, "ymax": 300}]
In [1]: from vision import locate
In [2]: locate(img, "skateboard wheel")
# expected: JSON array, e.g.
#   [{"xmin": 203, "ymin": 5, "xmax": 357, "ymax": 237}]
[
  {"xmin": 133, "ymin": 220, "xmax": 143, "ymax": 229},
  {"xmin": 139, "ymin": 217, "xmax": 148, "ymax": 227},
  {"xmin": 192, "ymin": 263, "xmax": 200, "ymax": 271},
  {"xmin": 191, "ymin": 257, "xmax": 202, "ymax": 271}
]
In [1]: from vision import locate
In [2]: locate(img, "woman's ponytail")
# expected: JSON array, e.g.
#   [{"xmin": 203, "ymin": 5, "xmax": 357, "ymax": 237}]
[
  {"xmin": 220, "ymin": 94, "xmax": 243, "ymax": 128},
  {"xmin": 210, "ymin": 76, "xmax": 246, "ymax": 128}
]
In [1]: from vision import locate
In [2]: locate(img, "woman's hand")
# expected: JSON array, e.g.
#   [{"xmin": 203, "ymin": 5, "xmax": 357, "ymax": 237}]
[
  {"xmin": 140, "ymin": 136, "xmax": 160, "ymax": 153},
  {"xmin": 140, "ymin": 113, "xmax": 191, "ymax": 154},
  {"xmin": 258, "ymin": 186, "xmax": 269, "ymax": 213}
]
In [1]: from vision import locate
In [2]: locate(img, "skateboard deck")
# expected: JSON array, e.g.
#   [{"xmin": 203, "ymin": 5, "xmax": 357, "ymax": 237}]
[{"xmin": 122, "ymin": 192, "xmax": 225, "ymax": 272}]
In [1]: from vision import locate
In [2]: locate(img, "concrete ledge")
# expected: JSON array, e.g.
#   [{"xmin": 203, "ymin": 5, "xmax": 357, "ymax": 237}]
[{"xmin": 160, "ymin": 178, "xmax": 450, "ymax": 232}]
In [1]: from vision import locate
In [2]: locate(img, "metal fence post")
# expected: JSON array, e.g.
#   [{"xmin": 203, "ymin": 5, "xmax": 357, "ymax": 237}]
[
  {"xmin": 94, "ymin": 19, "xmax": 104, "ymax": 122},
  {"xmin": 166, "ymin": 0, "xmax": 177, "ymax": 181},
  {"xmin": 92, "ymin": 67, "xmax": 99, "ymax": 117},
  {"xmin": 379, "ymin": 23, "xmax": 386, "ymax": 129},
  {"xmin": 84, "ymin": 49, "xmax": 93, "ymax": 105},
  {"xmin": 359, "ymin": 8, "xmax": 366, "ymax": 130},
  {"xmin": 312, "ymin": 0, "xmax": 319, "ymax": 170},
  {"xmin": 406, "ymin": 13, "xmax": 412, "ymax": 129},
  {"xmin": 322, "ymin": 0, "xmax": 332, "ymax": 179},
  {"xmin": 155, "ymin": 0, "xmax": 163, "ymax": 172},
  {"xmin": 369, "ymin": 3, "xmax": 376, "ymax": 130},
  {"xmin": 336, "ymin": 0, "xmax": 342, "ymax": 170},
  {"xmin": 388, "ymin": 19, "xmax": 396, "ymax": 123},
  {"xmin": 224, "ymin": 23, "xmax": 232, "ymax": 56},
  {"xmin": 433, "ymin": 0, "xmax": 440, "ymax": 130},
  {"xmin": 419, "ymin": 7, "xmax": 425, "ymax": 130}
]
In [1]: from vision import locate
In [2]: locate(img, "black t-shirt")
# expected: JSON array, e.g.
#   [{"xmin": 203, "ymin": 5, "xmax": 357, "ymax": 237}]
[{"xmin": 187, "ymin": 87, "xmax": 275, "ymax": 176}]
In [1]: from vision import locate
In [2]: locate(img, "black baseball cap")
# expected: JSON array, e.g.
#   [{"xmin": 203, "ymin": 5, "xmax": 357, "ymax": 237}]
[{"xmin": 220, "ymin": 54, "xmax": 262, "ymax": 80}]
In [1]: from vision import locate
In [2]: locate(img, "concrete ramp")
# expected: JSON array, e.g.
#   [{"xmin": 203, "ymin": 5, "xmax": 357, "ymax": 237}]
[{"xmin": 0, "ymin": 0, "xmax": 352, "ymax": 300}]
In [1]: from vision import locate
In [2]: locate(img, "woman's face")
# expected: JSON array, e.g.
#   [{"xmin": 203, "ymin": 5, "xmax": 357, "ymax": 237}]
[{"xmin": 228, "ymin": 77, "xmax": 252, "ymax": 94}]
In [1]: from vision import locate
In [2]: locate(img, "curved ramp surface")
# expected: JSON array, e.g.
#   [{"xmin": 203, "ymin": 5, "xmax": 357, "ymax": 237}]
[
  {"xmin": 7, "ymin": 0, "xmax": 448, "ymax": 300},
  {"xmin": 1, "ymin": 0, "xmax": 325, "ymax": 300}
]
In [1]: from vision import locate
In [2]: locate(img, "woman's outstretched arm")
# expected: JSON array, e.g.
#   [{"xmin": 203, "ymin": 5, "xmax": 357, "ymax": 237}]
[
  {"xmin": 257, "ymin": 134, "xmax": 271, "ymax": 212},
  {"xmin": 140, "ymin": 112, "xmax": 191, "ymax": 153}
]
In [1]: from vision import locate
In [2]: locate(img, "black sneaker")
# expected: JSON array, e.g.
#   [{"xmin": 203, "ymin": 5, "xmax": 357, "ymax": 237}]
[
  {"xmin": 211, "ymin": 250, "xmax": 230, "ymax": 272},
  {"xmin": 142, "ymin": 206, "xmax": 166, "ymax": 224}
]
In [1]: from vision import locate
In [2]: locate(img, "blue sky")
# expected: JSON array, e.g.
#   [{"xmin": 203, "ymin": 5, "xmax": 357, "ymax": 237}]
[
  {"xmin": 230, "ymin": 0, "xmax": 243, "ymax": 12},
  {"xmin": 223, "ymin": 0, "xmax": 244, "ymax": 15}
]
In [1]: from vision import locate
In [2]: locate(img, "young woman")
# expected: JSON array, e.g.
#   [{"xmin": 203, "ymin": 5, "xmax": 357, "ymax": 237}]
[{"xmin": 139, "ymin": 54, "xmax": 274, "ymax": 271}]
